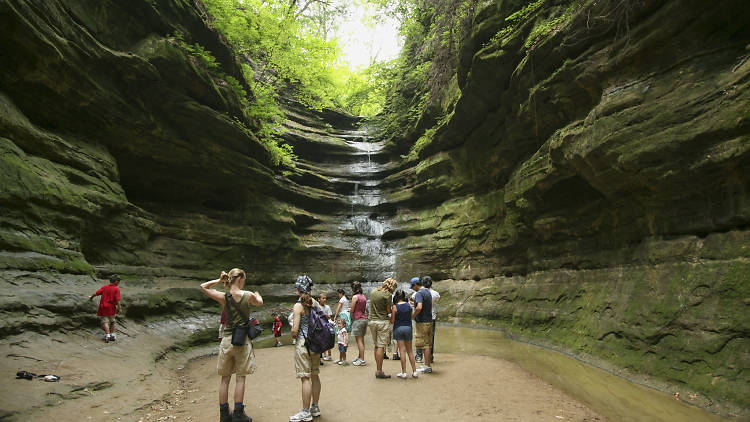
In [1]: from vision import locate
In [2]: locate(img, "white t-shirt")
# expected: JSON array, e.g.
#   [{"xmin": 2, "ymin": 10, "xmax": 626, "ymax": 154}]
[
  {"xmin": 322, "ymin": 304, "xmax": 332, "ymax": 318},
  {"xmin": 337, "ymin": 327, "xmax": 348, "ymax": 345},
  {"xmin": 338, "ymin": 296, "xmax": 350, "ymax": 312},
  {"xmin": 429, "ymin": 288, "xmax": 440, "ymax": 320}
]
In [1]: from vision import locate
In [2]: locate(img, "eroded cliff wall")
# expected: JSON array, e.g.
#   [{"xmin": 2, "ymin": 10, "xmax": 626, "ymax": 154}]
[{"xmin": 380, "ymin": 0, "xmax": 750, "ymax": 411}]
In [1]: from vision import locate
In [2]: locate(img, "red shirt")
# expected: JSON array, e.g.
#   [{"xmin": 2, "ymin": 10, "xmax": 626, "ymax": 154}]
[
  {"xmin": 273, "ymin": 317, "xmax": 282, "ymax": 335},
  {"xmin": 95, "ymin": 284, "xmax": 121, "ymax": 316}
]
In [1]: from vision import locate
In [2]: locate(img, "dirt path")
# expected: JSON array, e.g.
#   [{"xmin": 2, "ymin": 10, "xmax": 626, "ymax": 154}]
[{"xmin": 138, "ymin": 341, "xmax": 605, "ymax": 422}]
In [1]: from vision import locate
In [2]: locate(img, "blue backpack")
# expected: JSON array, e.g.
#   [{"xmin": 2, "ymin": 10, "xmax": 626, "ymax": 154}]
[{"xmin": 305, "ymin": 305, "xmax": 335, "ymax": 354}]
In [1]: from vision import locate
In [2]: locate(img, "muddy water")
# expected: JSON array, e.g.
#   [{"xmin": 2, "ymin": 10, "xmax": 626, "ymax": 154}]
[{"xmin": 435, "ymin": 326, "xmax": 725, "ymax": 422}]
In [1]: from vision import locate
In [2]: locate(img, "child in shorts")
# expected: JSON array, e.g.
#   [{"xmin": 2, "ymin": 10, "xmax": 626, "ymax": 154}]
[
  {"xmin": 272, "ymin": 313, "xmax": 282, "ymax": 346},
  {"xmin": 336, "ymin": 319, "xmax": 348, "ymax": 365}
]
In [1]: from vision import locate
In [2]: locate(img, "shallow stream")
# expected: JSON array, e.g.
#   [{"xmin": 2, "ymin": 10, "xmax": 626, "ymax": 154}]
[{"xmin": 433, "ymin": 326, "xmax": 725, "ymax": 422}]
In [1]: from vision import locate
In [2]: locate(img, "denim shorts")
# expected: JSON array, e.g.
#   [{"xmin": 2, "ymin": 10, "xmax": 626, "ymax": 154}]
[
  {"xmin": 338, "ymin": 343, "xmax": 348, "ymax": 353},
  {"xmin": 393, "ymin": 325, "xmax": 412, "ymax": 341}
]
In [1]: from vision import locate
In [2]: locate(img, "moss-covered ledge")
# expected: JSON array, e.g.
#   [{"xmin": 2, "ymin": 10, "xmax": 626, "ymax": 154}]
[{"xmin": 434, "ymin": 259, "xmax": 750, "ymax": 415}]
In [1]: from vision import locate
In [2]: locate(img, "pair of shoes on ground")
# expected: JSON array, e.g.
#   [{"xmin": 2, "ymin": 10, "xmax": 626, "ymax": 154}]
[
  {"xmin": 290, "ymin": 404, "xmax": 320, "ymax": 421},
  {"xmin": 220, "ymin": 407, "xmax": 252, "ymax": 422},
  {"xmin": 417, "ymin": 365, "xmax": 432, "ymax": 374},
  {"xmin": 352, "ymin": 358, "xmax": 366, "ymax": 366},
  {"xmin": 395, "ymin": 372, "xmax": 419, "ymax": 379}
]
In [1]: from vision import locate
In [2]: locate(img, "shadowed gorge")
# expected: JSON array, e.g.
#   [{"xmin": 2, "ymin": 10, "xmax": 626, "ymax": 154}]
[{"xmin": 0, "ymin": 0, "xmax": 748, "ymax": 419}]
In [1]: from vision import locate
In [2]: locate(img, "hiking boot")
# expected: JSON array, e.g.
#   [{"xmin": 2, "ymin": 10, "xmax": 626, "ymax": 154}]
[
  {"xmin": 232, "ymin": 406, "xmax": 252, "ymax": 422},
  {"xmin": 289, "ymin": 409, "xmax": 312, "ymax": 422},
  {"xmin": 310, "ymin": 404, "xmax": 321, "ymax": 417},
  {"xmin": 219, "ymin": 407, "xmax": 232, "ymax": 422}
]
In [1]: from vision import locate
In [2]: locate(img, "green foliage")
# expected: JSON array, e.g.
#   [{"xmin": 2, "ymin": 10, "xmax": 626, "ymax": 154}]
[
  {"xmin": 173, "ymin": 31, "xmax": 221, "ymax": 70},
  {"xmin": 524, "ymin": 1, "xmax": 581, "ymax": 49}
]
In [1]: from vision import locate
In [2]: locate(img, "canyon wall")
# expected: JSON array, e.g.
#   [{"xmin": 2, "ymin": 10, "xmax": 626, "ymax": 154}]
[
  {"xmin": 1, "ymin": 0, "xmax": 748, "ymax": 414},
  {"xmin": 379, "ymin": 0, "xmax": 750, "ymax": 412}
]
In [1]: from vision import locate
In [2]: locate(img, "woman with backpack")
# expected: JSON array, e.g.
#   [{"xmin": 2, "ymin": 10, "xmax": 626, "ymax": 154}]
[
  {"xmin": 290, "ymin": 275, "xmax": 323, "ymax": 422},
  {"xmin": 200, "ymin": 268, "xmax": 263, "ymax": 422}
]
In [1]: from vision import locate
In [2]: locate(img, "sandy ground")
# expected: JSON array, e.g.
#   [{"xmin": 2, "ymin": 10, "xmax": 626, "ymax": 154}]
[{"xmin": 137, "ymin": 341, "xmax": 605, "ymax": 422}]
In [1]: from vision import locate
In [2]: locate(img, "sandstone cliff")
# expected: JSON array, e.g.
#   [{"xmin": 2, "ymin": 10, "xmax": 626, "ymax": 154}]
[
  {"xmin": 0, "ymin": 0, "xmax": 748, "ymax": 415},
  {"xmin": 378, "ymin": 0, "xmax": 750, "ymax": 412}
]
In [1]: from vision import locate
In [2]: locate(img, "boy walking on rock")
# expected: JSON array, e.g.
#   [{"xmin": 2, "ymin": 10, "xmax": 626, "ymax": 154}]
[{"xmin": 89, "ymin": 274, "xmax": 122, "ymax": 342}]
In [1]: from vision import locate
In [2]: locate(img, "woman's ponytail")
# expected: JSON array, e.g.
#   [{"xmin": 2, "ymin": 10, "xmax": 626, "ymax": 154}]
[{"xmin": 222, "ymin": 268, "xmax": 246, "ymax": 289}]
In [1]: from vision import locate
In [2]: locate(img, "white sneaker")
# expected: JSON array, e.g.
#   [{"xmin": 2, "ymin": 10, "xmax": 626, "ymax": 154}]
[
  {"xmin": 396, "ymin": 372, "xmax": 407, "ymax": 379},
  {"xmin": 290, "ymin": 409, "xmax": 312, "ymax": 422},
  {"xmin": 310, "ymin": 404, "xmax": 321, "ymax": 417},
  {"xmin": 412, "ymin": 371, "xmax": 419, "ymax": 378},
  {"xmin": 322, "ymin": 356, "xmax": 333, "ymax": 361},
  {"xmin": 417, "ymin": 365, "xmax": 432, "ymax": 373},
  {"xmin": 353, "ymin": 359, "xmax": 366, "ymax": 366}
]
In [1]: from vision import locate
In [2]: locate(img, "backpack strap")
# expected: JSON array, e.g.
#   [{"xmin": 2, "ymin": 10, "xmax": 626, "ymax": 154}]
[{"xmin": 225, "ymin": 292, "xmax": 249, "ymax": 328}]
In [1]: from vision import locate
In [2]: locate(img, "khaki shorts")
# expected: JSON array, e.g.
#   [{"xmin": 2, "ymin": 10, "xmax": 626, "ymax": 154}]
[
  {"xmin": 369, "ymin": 319, "xmax": 392, "ymax": 348},
  {"xmin": 294, "ymin": 336, "xmax": 320, "ymax": 378},
  {"xmin": 414, "ymin": 322, "xmax": 433, "ymax": 348},
  {"xmin": 99, "ymin": 315, "xmax": 115, "ymax": 324},
  {"xmin": 217, "ymin": 336, "xmax": 257, "ymax": 376},
  {"xmin": 351, "ymin": 319, "xmax": 369, "ymax": 336}
]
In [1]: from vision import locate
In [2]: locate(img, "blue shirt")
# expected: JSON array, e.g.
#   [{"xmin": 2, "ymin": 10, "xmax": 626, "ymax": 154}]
[
  {"xmin": 393, "ymin": 302, "xmax": 412, "ymax": 329},
  {"xmin": 414, "ymin": 288, "xmax": 432, "ymax": 323}
]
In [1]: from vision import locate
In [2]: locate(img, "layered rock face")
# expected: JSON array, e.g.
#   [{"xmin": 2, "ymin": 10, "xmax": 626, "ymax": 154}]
[
  {"xmin": 382, "ymin": 0, "xmax": 750, "ymax": 411},
  {"xmin": 1, "ymin": 0, "xmax": 748, "ymax": 414},
  {"xmin": 0, "ymin": 0, "xmax": 397, "ymax": 345},
  {"xmin": 0, "ymin": 0, "xmax": 391, "ymax": 284}
]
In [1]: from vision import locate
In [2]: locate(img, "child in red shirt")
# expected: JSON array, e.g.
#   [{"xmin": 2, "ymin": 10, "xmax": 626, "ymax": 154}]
[
  {"xmin": 272, "ymin": 313, "xmax": 283, "ymax": 346},
  {"xmin": 89, "ymin": 274, "xmax": 122, "ymax": 342}
]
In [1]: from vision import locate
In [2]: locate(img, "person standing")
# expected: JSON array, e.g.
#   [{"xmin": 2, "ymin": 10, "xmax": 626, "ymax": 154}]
[
  {"xmin": 335, "ymin": 319, "xmax": 348, "ymax": 365},
  {"xmin": 369, "ymin": 278, "xmax": 396, "ymax": 378},
  {"xmin": 423, "ymin": 276, "xmax": 440, "ymax": 362},
  {"xmin": 411, "ymin": 277, "xmax": 433, "ymax": 374},
  {"xmin": 88, "ymin": 274, "xmax": 122, "ymax": 343},
  {"xmin": 272, "ymin": 313, "xmax": 283, "ymax": 347},
  {"xmin": 349, "ymin": 281, "xmax": 368, "ymax": 366},
  {"xmin": 290, "ymin": 275, "xmax": 323, "ymax": 422},
  {"xmin": 333, "ymin": 288, "xmax": 350, "ymax": 331},
  {"xmin": 409, "ymin": 277, "xmax": 423, "ymax": 363},
  {"xmin": 200, "ymin": 268, "xmax": 263, "ymax": 422},
  {"xmin": 391, "ymin": 289, "xmax": 418, "ymax": 378},
  {"xmin": 319, "ymin": 293, "xmax": 334, "ymax": 361}
]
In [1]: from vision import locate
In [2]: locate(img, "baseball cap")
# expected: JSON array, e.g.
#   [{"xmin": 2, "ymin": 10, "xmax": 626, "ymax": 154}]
[{"xmin": 410, "ymin": 277, "xmax": 420, "ymax": 287}]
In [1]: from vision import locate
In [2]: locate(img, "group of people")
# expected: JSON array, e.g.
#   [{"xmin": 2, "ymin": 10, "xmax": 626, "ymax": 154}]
[{"xmin": 198, "ymin": 270, "xmax": 439, "ymax": 422}]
